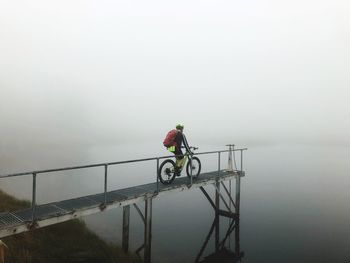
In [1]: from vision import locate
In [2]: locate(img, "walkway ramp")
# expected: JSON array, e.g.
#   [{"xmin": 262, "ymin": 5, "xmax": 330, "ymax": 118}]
[{"xmin": 0, "ymin": 170, "xmax": 242, "ymax": 238}]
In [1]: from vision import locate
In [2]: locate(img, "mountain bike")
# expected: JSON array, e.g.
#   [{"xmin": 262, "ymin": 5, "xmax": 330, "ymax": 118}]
[{"xmin": 158, "ymin": 147, "xmax": 201, "ymax": 184}]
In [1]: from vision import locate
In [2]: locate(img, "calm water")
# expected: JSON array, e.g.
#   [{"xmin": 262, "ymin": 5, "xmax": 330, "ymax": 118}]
[{"xmin": 1, "ymin": 143, "xmax": 350, "ymax": 262}]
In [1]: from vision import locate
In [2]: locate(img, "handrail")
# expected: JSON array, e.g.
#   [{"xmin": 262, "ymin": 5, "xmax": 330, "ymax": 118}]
[
  {"xmin": 0, "ymin": 148, "xmax": 247, "ymax": 179},
  {"xmin": 0, "ymin": 145, "xmax": 247, "ymax": 225}
]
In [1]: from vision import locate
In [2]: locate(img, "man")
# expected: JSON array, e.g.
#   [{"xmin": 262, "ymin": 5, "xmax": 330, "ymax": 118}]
[{"xmin": 167, "ymin": 124, "xmax": 192, "ymax": 175}]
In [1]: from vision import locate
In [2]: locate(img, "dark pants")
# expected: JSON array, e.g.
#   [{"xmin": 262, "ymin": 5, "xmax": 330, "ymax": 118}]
[{"xmin": 174, "ymin": 147, "xmax": 184, "ymax": 160}]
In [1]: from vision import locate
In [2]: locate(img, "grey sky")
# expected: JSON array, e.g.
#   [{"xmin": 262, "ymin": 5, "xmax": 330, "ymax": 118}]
[{"xmin": 1, "ymin": 0, "xmax": 349, "ymax": 151}]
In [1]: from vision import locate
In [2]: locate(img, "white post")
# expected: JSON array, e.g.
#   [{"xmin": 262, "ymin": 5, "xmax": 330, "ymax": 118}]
[{"xmin": 226, "ymin": 144, "xmax": 235, "ymax": 172}]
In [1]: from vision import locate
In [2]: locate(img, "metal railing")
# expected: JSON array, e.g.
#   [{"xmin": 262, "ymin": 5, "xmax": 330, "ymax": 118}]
[{"xmin": 0, "ymin": 145, "xmax": 247, "ymax": 223}]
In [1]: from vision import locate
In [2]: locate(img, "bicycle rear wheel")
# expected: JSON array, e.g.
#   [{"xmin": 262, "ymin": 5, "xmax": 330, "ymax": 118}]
[
  {"xmin": 186, "ymin": 157, "xmax": 201, "ymax": 179},
  {"xmin": 158, "ymin": 159, "xmax": 176, "ymax": 184}
]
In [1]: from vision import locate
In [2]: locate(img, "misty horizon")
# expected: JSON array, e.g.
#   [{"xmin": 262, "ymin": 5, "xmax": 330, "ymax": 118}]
[{"xmin": 1, "ymin": 0, "xmax": 349, "ymax": 165}]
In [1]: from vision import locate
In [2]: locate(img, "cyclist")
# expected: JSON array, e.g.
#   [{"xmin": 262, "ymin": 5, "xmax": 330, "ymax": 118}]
[{"xmin": 166, "ymin": 124, "xmax": 193, "ymax": 175}]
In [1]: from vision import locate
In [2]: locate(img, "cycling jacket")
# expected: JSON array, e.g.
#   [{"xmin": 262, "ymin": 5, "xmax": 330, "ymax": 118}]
[{"xmin": 175, "ymin": 132, "xmax": 192, "ymax": 154}]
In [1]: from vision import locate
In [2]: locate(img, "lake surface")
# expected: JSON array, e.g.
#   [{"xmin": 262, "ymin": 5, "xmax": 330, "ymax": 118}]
[{"xmin": 1, "ymin": 143, "xmax": 350, "ymax": 262}]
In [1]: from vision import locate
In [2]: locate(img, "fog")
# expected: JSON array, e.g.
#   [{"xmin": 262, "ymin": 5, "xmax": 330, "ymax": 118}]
[
  {"xmin": 1, "ymin": 3, "xmax": 350, "ymax": 262},
  {"xmin": 1, "ymin": 0, "xmax": 350, "ymax": 172}
]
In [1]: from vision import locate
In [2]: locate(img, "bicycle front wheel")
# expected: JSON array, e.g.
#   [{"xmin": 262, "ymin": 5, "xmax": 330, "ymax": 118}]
[
  {"xmin": 186, "ymin": 157, "xmax": 201, "ymax": 179},
  {"xmin": 158, "ymin": 159, "xmax": 176, "ymax": 184}
]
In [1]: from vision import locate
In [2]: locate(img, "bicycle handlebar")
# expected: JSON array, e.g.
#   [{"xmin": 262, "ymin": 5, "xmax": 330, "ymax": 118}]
[{"xmin": 181, "ymin": 146, "xmax": 199, "ymax": 151}]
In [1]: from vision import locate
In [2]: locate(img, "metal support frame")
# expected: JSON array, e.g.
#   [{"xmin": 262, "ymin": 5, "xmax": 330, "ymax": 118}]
[
  {"xmin": 213, "ymin": 184, "xmax": 233, "ymax": 213},
  {"xmin": 220, "ymin": 182, "xmax": 236, "ymax": 209},
  {"xmin": 197, "ymin": 146, "xmax": 244, "ymax": 262},
  {"xmin": 199, "ymin": 187, "xmax": 216, "ymax": 210},
  {"xmin": 133, "ymin": 204, "xmax": 145, "ymax": 224},
  {"xmin": 200, "ymin": 186, "xmax": 236, "ymax": 218},
  {"xmin": 196, "ymin": 177, "xmax": 243, "ymax": 263},
  {"xmin": 124, "ymin": 144, "xmax": 245, "ymax": 262},
  {"xmin": 219, "ymin": 219, "xmax": 236, "ymax": 250},
  {"xmin": 135, "ymin": 244, "xmax": 145, "ymax": 257},
  {"xmin": 195, "ymin": 218, "xmax": 216, "ymax": 263},
  {"xmin": 195, "ymin": 212, "xmax": 243, "ymax": 263}
]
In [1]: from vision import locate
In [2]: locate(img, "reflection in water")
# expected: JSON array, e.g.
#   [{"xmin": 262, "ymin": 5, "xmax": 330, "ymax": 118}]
[
  {"xmin": 195, "ymin": 215, "xmax": 244, "ymax": 263},
  {"xmin": 195, "ymin": 177, "xmax": 244, "ymax": 263}
]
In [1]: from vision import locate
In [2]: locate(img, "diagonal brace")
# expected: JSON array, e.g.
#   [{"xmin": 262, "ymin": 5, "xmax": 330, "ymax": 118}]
[
  {"xmin": 135, "ymin": 243, "xmax": 145, "ymax": 256},
  {"xmin": 133, "ymin": 204, "xmax": 145, "ymax": 225},
  {"xmin": 220, "ymin": 181, "xmax": 236, "ymax": 209},
  {"xmin": 195, "ymin": 217, "xmax": 217, "ymax": 263},
  {"xmin": 213, "ymin": 184, "xmax": 233, "ymax": 213},
  {"xmin": 219, "ymin": 219, "xmax": 236, "ymax": 250},
  {"xmin": 199, "ymin": 186, "xmax": 216, "ymax": 210}
]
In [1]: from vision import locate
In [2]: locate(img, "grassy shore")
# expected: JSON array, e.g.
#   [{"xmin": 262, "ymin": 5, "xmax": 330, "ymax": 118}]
[{"xmin": 0, "ymin": 190, "xmax": 140, "ymax": 263}]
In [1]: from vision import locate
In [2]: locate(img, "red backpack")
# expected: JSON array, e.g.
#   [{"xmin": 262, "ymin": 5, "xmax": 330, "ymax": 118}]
[{"xmin": 163, "ymin": 129, "xmax": 178, "ymax": 147}]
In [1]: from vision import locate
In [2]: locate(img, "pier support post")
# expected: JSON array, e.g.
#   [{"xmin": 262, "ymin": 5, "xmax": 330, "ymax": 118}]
[
  {"xmin": 215, "ymin": 181, "xmax": 220, "ymax": 253},
  {"xmin": 235, "ymin": 213, "xmax": 240, "ymax": 256},
  {"xmin": 144, "ymin": 198, "xmax": 152, "ymax": 263},
  {"xmin": 31, "ymin": 173, "xmax": 37, "ymax": 222},
  {"xmin": 122, "ymin": 205, "xmax": 130, "ymax": 253},
  {"xmin": 236, "ymin": 175, "xmax": 241, "ymax": 215}
]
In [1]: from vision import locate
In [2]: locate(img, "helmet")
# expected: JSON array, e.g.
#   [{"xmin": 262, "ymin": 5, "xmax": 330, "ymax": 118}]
[{"xmin": 176, "ymin": 124, "xmax": 184, "ymax": 130}]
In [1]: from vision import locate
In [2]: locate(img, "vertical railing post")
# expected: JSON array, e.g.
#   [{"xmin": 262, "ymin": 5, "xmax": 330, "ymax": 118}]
[
  {"xmin": 218, "ymin": 152, "xmax": 221, "ymax": 176},
  {"xmin": 104, "ymin": 164, "xmax": 108, "ymax": 205},
  {"xmin": 190, "ymin": 156, "xmax": 193, "ymax": 186},
  {"xmin": 227, "ymin": 145, "xmax": 232, "ymax": 171},
  {"xmin": 226, "ymin": 144, "xmax": 235, "ymax": 171},
  {"xmin": 32, "ymin": 173, "xmax": 37, "ymax": 222},
  {"xmin": 156, "ymin": 158, "xmax": 159, "ymax": 194},
  {"xmin": 240, "ymin": 150, "xmax": 243, "ymax": 172}
]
